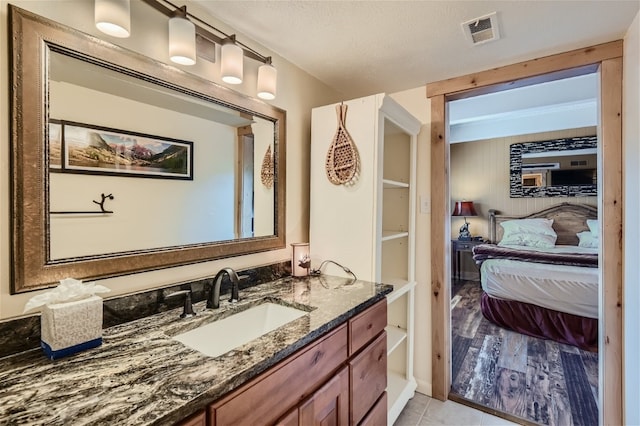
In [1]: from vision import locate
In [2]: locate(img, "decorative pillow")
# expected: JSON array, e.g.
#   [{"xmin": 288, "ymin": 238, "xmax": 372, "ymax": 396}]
[
  {"xmin": 499, "ymin": 218, "xmax": 557, "ymax": 248},
  {"xmin": 577, "ymin": 230, "xmax": 599, "ymax": 248},
  {"xmin": 586, "ymin": 219, "xmax": 599, "ymax": 238}
]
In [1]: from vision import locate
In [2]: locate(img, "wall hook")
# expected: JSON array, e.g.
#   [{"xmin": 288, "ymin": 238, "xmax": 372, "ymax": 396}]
[{"xmin": 50, "ymin": 192, "xmax": 115, "ymax": 215}]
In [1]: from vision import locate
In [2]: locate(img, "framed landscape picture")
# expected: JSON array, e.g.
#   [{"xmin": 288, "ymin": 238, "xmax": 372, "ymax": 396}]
[
  {"xmin": 59, "ymin": 121, "xmax": 193, "ymax": 180},
  {"xmin": 48, "ymin": 120, "xmax": 62, "ymax": 169}
]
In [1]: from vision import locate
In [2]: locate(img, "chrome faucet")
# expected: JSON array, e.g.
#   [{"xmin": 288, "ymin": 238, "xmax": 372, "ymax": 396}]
[{"xmin": 207, "ymin": 267, "xmax": 240, "ymax": 309}]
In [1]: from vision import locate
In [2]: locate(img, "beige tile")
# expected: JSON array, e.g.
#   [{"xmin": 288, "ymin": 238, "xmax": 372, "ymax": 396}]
[
  {"xmin": 419, "ymin": 399, "xmax": 484, "ymax": 426},
  {"xmin": 394, "ymin": 407, "xmax": 425, "ymax": 426}
]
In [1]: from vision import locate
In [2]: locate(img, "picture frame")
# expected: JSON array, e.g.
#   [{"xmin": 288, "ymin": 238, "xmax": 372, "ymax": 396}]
[
  {"xmin": 52, "ymin": 120, "xmax": 193, "ymax": 180},
  {"xmin": 48, "ymin": 119, "xmax": 62, "ymax": 169}
]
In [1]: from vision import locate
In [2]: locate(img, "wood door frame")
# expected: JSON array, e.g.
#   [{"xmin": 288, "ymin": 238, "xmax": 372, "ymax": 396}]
[{"xmin": 427, "ymin": 40, "xmax": 623, "ymax": 425}]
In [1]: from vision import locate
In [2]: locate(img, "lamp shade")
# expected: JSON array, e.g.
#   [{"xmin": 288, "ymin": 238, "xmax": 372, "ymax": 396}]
[
  {"xmin": 95, "ymin": 0, "xmax": 130, "ymax": 38},
  {"xmin": 221, "ymin": 40, "xmax": 243, "ymax": 84},
  {"xmin": 452, "ymin": 201, "xmax": 478, "ymax": 217},
  {"xmin": 169, "ymin": 11, "xmax": 196, "ymax": 66},
  {"xmin": 257, "ymin": 62, "xmax": 277, "ymax": 100}
]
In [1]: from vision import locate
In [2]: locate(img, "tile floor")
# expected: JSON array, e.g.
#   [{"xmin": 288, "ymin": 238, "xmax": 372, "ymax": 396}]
[{"xmin": 394, "ymin": 392, "xmax": 519, "ymax": 426}]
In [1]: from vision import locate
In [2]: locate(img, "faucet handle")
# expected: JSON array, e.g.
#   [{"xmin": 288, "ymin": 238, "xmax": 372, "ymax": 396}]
[{"xmin": 167, "ymin": 290, "xmax": 196, "ymax": 318}]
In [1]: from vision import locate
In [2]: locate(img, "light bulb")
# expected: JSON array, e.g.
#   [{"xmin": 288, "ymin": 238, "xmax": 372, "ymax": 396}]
[
  {"xmin": 169, "ymin": 11, "xmax": 196, "ymax": 66},
  {"xmin": 221, "ymin": 41, "xmax": 243, "ymax": 84},
  {"xmin": 257, "ymin": 62, "xmax": 277, "ymax": 100},
  {"xmin": 95, "ymin": 0, "xmax": 130, "ymax": 38}
]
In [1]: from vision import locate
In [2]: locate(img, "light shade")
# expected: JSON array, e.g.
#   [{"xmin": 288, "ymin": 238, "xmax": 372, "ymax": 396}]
[
  {"xmin": 257, "ymin": 62, "xmax": 277, "ymax": 100},
  {"xmin": 221, "ymin": 39, "xmax": 243, "ymax": 84},
  {"xmin": 452, "ymin": 201, "xmax": 478, "ymax": 217},
  {"xmin": 95, "ymin": 0, "xmax": 130, "ymax": 38},
  {"xmin": 169, "ymin": 10, "xmax": 196, "ymax": 66}
]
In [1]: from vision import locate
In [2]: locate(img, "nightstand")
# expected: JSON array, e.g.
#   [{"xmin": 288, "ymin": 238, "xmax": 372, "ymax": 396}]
[{"xmin": 451, "ymin": 239, "xmax": 485, "ymax": 281}]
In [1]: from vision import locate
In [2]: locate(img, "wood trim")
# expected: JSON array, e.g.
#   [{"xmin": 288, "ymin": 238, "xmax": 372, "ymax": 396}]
[
  {"xmin": 599, "ymin": 57, "xmax": 623, "ymax": 426},
  {"xmin": 426, "ymin": 40, "xmax": 623, "ymax": 98},
  {"xmin": 429, "ymin": 94, "xmax": 450, "ymax": 401},
  {"xmin": 427, "ymin": 43, "xmax": 624, "ymax": 426}
]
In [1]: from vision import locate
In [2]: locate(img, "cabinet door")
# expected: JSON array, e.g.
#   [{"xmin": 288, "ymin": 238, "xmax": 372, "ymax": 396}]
[
  {"xmin": 358, "ymin": 392, "xmax": 387, "ymax": 426},
  {"xmin": 275, "ymin": 408, "xmax": 299, "ymax": 426},
  {"xmin": 350, "ymin": 331, "xmax": 387, "ymax": 425},
  {"xmin": 299, "ymin": 366, "xmax": 349, "ymax": 426}
]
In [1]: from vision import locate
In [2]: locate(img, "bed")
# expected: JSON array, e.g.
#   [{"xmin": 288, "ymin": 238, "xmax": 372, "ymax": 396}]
[{"xmin": 472, "ymin": 203, "xmax": 599, "ymax": 351}]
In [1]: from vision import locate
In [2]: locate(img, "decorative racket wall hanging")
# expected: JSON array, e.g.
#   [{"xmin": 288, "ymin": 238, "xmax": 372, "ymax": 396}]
[
  {"xmin": 325, "ymin": 103, "xmax": 360, "ymax": 186},
  {"xmin": 260, "ymin": 145, "xmax": 274, "ymax": 188}
]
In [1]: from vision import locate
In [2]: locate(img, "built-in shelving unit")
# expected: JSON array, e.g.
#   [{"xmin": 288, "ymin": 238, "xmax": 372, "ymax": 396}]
[{"xmin": 310, "ymin": 93, "xmax": 421, "ymax": 425}]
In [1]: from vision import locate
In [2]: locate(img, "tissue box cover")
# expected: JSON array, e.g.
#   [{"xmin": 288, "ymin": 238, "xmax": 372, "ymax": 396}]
[{"xmin": 40, "ymin": 295, "xmax": 103, "ymax": 360}]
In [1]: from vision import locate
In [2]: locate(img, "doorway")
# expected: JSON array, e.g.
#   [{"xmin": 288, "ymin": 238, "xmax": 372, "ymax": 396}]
[{"xmin": 427, "ymin": 41, "xmax": 623, "ymax": 425}]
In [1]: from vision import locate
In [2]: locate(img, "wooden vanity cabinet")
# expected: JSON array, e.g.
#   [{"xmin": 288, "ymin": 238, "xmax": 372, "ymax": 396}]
[
  {"xmin": 350, "ymin": 332, "xmax": 387, "ymax": 425},
  {"xmin": 197, "ymin": 299, "xmax": 386, "ymax": 426},
  {"xmin": 176, "ymin": 410, "xmax": 206, "ymax": 426},
  {"xmin": 299, "ymin": 366, "xmax": 350, "ymax": 425}
]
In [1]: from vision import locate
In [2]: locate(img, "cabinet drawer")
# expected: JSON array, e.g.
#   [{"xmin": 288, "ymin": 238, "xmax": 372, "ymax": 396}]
[
  {"xmin": 212, "ymin": 324, "xmax": 348, "ymax": 425},
  {"xmin": 358, "ymin": 392, "xmax": 387, "ymax": 426},
  {"xmin": 176, "ymin": 409, "xmax": 206, "ymax": 426},
  {"xmin": 350, "ymin": 331, "xmax": 387, "ymax": 425},
  {"xmin": 349, "ymin": 299, "xmax": 387, "ymax": 355}
]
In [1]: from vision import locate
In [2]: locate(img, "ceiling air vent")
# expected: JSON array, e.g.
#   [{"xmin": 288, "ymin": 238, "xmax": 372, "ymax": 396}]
[{"xmin": 462, "ymin": 12, "xmax": 500, "ymax": 45}]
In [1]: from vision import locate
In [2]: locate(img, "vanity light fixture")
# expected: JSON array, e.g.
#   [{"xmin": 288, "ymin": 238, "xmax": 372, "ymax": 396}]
[
  {"xmin": 94, "ymin": 0, "xmax": 131, "ymax": 38},
  {"xmin": 134, "ymin": 0, "xmax": 277, "ymax": 99},
  {"xmin": 257, "ymin": 58, "xmax": 277, "ymax": 100},
  {"xmin": 221, "ymin": 35, "xmax": 244, "ymax": 84},
  {"xmin": 168, "ymin": 6, "xmax": 196, "ymax": 66}
]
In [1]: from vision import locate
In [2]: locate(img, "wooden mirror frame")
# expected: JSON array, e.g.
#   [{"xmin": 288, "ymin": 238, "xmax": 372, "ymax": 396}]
[
  {"xmin": 427, "ymin": 41, "xmax": 622, "ymax": 425},
  {"xmin": 9, "ymin": 5, "xmax": 286, "ymax": 293}
]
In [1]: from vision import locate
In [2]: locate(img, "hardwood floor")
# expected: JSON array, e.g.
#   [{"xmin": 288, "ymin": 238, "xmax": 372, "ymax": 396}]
[{"xmin": 450, "ymin": 280, "xmax": 599, "ymax": 426}]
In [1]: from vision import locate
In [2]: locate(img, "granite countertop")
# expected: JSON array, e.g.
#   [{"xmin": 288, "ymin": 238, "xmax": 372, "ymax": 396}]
[{"xmin": 0, "ymin": 275, "xmax": 391, "ymax": 426}]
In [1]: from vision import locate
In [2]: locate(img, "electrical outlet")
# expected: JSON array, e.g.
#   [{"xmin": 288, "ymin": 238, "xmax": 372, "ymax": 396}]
[{"xmin": 420, "ymin": 196, "xmax": 431, "ymax": 214}]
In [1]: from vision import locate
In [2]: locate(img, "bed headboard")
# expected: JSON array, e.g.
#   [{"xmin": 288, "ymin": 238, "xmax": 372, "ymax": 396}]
[{"xmin": 489, "ymin": 203, "xmax": 598, "ymax": 245}]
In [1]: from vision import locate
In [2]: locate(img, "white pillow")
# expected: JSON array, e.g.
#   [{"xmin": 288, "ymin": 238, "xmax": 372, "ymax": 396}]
[
  {"xmin": 499, "ymin": 218, "xmax": 557, "ymax": 248},
  {"xmin": 586, "ymin": 219, "xmax": 599, "ymax": 238},
  {"xmin": 577, "ymin": 230, "xmax": 599, "ymax": 248}
]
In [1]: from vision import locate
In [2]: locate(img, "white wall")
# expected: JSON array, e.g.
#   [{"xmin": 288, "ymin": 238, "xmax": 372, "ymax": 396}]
[
  {"xmin": 390, "ymin": 88, "xmax": 432, "ymax": 395},
  {"xmin": 623, "ymin": 10, "xmax": 640, "ymax": 426},
  {"xmin": 0, "ymin": 0, "xmax": 341, "ymax": 318},
  {"xmin": 49, "ymin": 81, "xmax": 238, "ymax": 258}
]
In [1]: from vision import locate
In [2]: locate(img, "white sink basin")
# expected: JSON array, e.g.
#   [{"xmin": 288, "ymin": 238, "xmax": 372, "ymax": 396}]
[{"xmin": 173, "ymin": 302, "xmax": 308, "ymax": 358}]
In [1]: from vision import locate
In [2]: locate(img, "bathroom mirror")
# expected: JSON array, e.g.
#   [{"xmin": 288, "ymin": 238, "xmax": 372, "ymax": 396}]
[
  {"xmin": 10, "ymin": 5, "xmax": 286, "ymax": 293},
  {"xmin": 509, "ymin": 135, "xmax": 597, "ymax": 198}
]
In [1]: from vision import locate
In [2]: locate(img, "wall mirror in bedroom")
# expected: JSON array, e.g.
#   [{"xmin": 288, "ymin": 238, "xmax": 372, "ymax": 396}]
[
  {"xmin": 429, "ymin": 41, "xmax": 623, "ymax": 426},
  {"xmin": 9, "ymin": 5, "xmax": 286, "ymax": 293}
]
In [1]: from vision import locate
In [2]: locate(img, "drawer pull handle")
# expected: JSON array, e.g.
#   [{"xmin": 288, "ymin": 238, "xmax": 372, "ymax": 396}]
[{"xmin": 366, "ymin": 323, "xmax": 373, "ymax": 330}]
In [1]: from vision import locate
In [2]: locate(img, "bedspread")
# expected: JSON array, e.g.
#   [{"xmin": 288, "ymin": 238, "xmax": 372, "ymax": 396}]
[{"xmin": 472, "ymin": 244, "xmax": 598, "ymax": 268}]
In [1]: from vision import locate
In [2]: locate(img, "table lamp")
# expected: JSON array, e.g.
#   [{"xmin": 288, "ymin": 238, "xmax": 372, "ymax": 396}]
[{"xmin": 452, "ymin": 201, "xmax": 478, "ymax": 241}]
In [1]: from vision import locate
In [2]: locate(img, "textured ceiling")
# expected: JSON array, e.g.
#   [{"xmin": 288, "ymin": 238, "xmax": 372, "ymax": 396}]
[{"xmin": 193, "ymin": 0, "xmax": 639, "ymax": 98}]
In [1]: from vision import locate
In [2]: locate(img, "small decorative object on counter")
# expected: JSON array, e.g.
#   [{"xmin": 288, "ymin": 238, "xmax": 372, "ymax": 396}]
[
  {"xmin": 291, "ymin": 243, "xmax": 311, "ymax": 277},
  {"xmin": 23, "ymin": 278, "xmax": 110, "ymax": 360}
]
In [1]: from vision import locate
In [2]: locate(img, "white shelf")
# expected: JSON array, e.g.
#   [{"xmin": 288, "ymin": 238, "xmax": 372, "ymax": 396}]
[
  {"xmin": 383, "ymin": 179, "xmax": 410, "ymax": 189},
  {"xmin": 383, "ymin": 279, "xmax": 415, "ymax": 303},
  {"xmin": 386, "ymin": 325, "xmax": 407, "ymax": 355},
  {"xmin": 387, "ymin": 371, "xmax": 417, "ymax": 425},
  {"xmin": 381, "ymin": 230, "xmax": 409, "ymax": 241}
]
